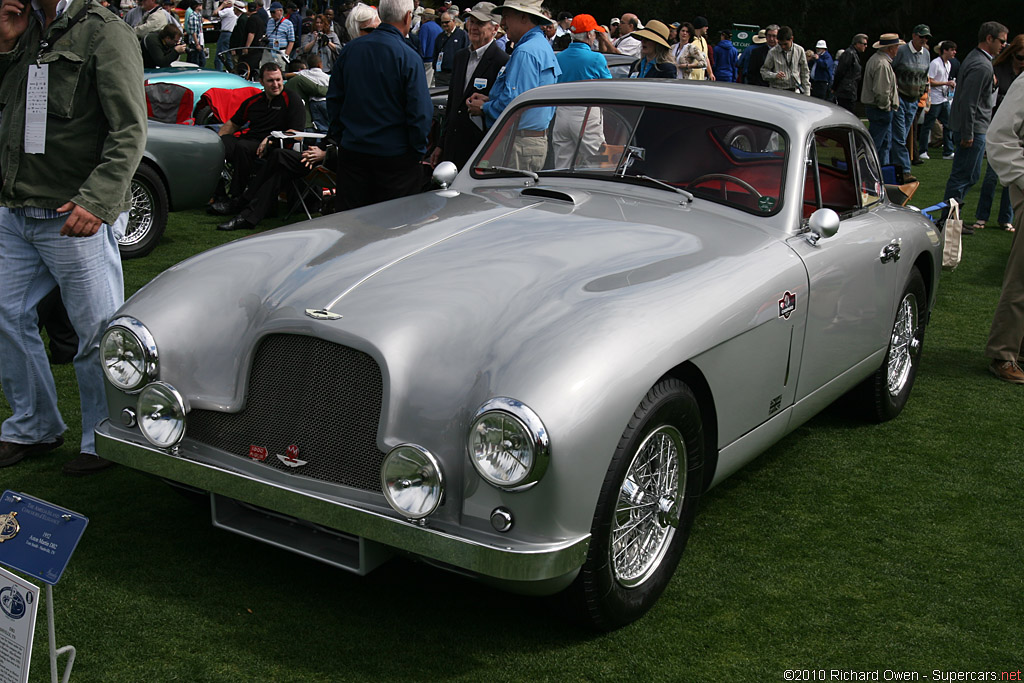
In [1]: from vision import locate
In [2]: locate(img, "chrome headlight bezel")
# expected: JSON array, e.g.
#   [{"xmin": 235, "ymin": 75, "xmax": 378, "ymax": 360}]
[
  {"xmin": 381, "ymin": 444, "xmax": 445, "ymax": 520},
  {"xmin": 468, "ymin": 398, "xmax": 550, "ymax": 492},
  {"xmin": 100, "ymin": 316, "xmax": 159, "ymax": 393},
  {"xmin": 137, "ymin": 382, "xmax": 187, "ymax": 449}
]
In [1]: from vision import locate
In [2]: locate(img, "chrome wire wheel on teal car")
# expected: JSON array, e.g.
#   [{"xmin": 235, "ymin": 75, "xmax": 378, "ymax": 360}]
[
  {"xmin": 611, "ymin": 425, "xmax": 685, "ymax": 588},
  {"xmin": 121, "ymin": 163, "xmax": 168, "ymax": 259},
  {"xmin": 572, "ymin": 378, "xmax": 704, "ymax": 631}
]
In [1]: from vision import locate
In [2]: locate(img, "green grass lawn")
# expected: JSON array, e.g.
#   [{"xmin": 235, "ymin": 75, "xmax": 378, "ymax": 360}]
[{"xmin": 1, "ymin": 157, "xmax": 1022, "ymax": 682}]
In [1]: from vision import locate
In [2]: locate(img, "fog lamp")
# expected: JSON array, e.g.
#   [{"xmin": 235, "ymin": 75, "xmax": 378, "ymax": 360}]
[
  {"xmin": 137, "ymin": 382, "xmax": 187, "ymax": 449},
  {"xmin": 381, "ymin": 445, "xmax": 444, "ymax": 520}
]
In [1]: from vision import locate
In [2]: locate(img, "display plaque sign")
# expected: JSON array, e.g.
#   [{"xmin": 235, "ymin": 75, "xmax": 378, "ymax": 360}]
[
  {"xmin": 0, "ymin": 492, "xmax": 88, "ymax": 586},
  {"xmin": 0, "ymin": 565, "xmax": 39, "ymax": 683}
]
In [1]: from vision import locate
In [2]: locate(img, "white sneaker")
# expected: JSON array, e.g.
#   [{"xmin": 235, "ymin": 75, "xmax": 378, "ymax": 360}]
[
  {"xmin": 918, "ymin": 152, "xmax": 930, "ymax": 160},
  {"xmin": 943, "ymin": 153, "xmax": 955, "ymax": 160}
]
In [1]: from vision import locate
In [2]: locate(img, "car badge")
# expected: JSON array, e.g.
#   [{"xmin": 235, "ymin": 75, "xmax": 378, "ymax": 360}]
[
  {"xmin": 0, "ymin": 586, "xmax": 27, "ymax": 619},
  {"xmin": 305, "ymin": 308, "xmax": 342, "ymax": 320},
  {"xmin": 0, "ymin": 511, "xmax": 19, "ymax": 543},
  {"xmin": 276, "ymin": 444, "xmax": 308, "ymax": 468},
  {"xmin": 778, "ymin": 291, "xmax": 797, "ymax": 319},
  {"xmin": 248, "ymin": 445, "xmax": 269, "ymax": 462}
]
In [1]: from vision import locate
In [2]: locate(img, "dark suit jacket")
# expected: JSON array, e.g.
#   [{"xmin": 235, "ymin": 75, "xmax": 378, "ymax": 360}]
[{"xmin": 439, "ymin": 40, "xmax": 509, "ymax": 168}]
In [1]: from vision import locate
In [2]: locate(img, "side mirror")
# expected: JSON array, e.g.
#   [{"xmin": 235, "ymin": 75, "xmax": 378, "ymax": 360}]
[
  {"xmin": 432, "ymin": 161, "xmax": 458, "ymax": 190},
  {"xmin": 807, "ymin": 208, "xmax": 840, "ymax": 241}
]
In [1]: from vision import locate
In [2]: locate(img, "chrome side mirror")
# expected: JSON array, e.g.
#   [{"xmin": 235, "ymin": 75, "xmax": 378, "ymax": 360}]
[
  {"xmin": 806, "ymin": 208, "xmax": 840, "ymax": 245},
  {"xmin": 432, "ymin": 161, "xmax": 458, "ymax": 190}
]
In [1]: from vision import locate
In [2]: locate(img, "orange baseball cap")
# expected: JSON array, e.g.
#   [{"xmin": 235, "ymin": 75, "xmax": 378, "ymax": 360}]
[{"xmin": 569, "ymin": 14, "xmax": 605, "ymax": 33}]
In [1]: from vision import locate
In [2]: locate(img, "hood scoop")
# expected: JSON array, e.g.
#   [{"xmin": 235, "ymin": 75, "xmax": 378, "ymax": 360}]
[{"xmin": 520, "ymin": 187, "xmax": 582, "ymax": 205}]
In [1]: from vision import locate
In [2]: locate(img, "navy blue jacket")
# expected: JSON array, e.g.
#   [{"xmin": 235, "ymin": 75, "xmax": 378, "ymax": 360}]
[
  {"xmin": 326, "ymin": 23, "xmax": 432, "ymax": 156},
  {"xmin": 433, "ymin": 27, "xmax": 467, "ymax": 74}
]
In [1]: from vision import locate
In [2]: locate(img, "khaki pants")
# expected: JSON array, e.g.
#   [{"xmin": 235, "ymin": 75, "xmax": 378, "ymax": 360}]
[
  {"xmin": 511, "ymin": 135, "xmax": 547, "ymax": 172},
  {"xmin": 985, "ymin": 184, "xmax": 1024, "ymax": 360}
]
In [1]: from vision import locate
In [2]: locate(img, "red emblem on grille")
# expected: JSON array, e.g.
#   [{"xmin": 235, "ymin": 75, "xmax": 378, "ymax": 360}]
[
  {"xmin": 248, "ymin": 445, "xmax": 268, "ymax": 461},
  {"xmin": 285, "ymin": 444, "xmax": 300, "ymax": 461},
  {"xmin": 276, "ymin": 444, "xmax": 308, "ymax": 468}
]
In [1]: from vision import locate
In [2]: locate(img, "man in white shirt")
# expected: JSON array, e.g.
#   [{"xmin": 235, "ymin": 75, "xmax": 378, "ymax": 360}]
[
  {"xmin": 608, "ymin": 12, "xmax": 640, "ymax": 58},
  {"xmin": 917, "ymin": 40, "xmax": 957, "ymax": 160},
  {"xmin": 215, "ymin": 0, "xmax": 243, "ymax": 71}
]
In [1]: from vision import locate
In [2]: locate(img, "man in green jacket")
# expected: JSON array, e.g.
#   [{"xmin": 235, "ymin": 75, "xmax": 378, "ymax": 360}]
[{"xmin": 0, "ymin": 0, "xmax": 147, "ymax": 475}]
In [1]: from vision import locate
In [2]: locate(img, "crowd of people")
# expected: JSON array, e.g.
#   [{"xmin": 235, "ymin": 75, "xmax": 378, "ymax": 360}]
[{"xmin": 1, "ymin": 0, "xmax": 1023, "ymax": 483}]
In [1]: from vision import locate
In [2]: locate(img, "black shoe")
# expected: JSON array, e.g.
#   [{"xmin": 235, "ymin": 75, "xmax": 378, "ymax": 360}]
[
  {"xmin": 217, "ymin": 215, "xmax": 256, "ymax": 231},
  {"xmin": 0, "ymin": 436, "xmax": 64, "ymax": 468},
  {"xmin": 208, "ymin": 199, "xmax": 243, "ymax": 216},
  {"xmin": 911, "ymin": 158, "xmax": 924, "ymax": 166},
  {"xmin": 62, "ymin": 453, "xmax": 115, "ymax": 476},
  {"xmin": 962, "ymin": 224, "xmax": 975, "ymax": 235}
]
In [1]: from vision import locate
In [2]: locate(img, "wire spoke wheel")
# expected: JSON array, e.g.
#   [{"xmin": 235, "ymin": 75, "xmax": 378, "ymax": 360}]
[
  {"xmin": 124, "ymin": 177, "xmax": 155, "ymax": 247},
  {"xmin": 611, "ymin": 425, "xmax": 685, "ymax": 588},
  {"xmin": 886, "ymin": 291, "xmax": 919, "ymax": 396}
]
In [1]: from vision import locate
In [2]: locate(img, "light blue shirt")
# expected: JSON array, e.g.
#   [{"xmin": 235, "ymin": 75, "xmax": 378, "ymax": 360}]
[
  {"xmin": 556, "ymin": 41, "xmax": 612, "ymax": 83},
  {"xmin": 482, "ymin": 25, "xmax": 560, "ymax": 130},
  {"xmin": 266, "ymin": 16, "xmax": 295, "ymax": 51}
]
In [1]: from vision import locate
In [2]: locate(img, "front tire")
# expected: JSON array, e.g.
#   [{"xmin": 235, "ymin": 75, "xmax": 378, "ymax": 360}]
[
  {"xmin": 120, "ymin": 163, "xmax": 168, "ymax": 260},
  {"xmin": 571, "ymin": 378, "xmax": 704, "ymax": 631},
  {"xmin": 867, "ymin": 267, "xmax": 927, "ymax": 422}
]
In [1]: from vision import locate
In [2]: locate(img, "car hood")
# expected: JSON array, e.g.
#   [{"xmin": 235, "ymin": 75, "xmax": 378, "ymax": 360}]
[{"xmin": 124, "ymin": 186, "xmax": 782, "ymax": 413}]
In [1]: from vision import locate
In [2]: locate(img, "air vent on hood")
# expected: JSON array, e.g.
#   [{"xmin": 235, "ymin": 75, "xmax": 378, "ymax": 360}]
[{"xmin": 520, "ymin": 187, "xmax": 579, "ymax": 204}]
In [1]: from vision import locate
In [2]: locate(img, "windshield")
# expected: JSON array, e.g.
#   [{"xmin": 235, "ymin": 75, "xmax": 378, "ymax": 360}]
[{"xmin": 472, "ymin": 102, "xmax": 788, "ymax": 215}]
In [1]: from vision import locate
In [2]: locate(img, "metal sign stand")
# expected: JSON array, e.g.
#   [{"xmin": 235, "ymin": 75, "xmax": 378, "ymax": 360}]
[{"xmin": 46, "ymin": 584, "xmax": 76, "ymax": 683}]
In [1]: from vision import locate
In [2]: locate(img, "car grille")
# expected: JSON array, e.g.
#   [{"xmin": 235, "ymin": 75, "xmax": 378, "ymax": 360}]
[{"xmin": 187, "ymin": 334, "xmax": 385, "ymax": 493}]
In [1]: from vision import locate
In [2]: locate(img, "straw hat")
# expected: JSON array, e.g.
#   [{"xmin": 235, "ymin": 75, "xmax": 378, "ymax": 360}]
[
  {"xmin": 631, "ymin": 19, "xmax": 670, "ymax": 49},
  {"xmin": 494, "ymin": 0, "xmax": 553, "ymax": 24},
  {"xmin": 872, "ymin": 33, "xmax": 905, "ymax": 49},
  {"xmin": 752, "ymin": 29, "xmax": 766, "ymax": 44}
]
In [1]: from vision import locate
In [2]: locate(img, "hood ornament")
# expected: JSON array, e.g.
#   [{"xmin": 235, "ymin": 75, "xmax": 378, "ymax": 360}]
[{"xmin": 305, "ymin": 308, "xmax": 342, "ymax": 320}]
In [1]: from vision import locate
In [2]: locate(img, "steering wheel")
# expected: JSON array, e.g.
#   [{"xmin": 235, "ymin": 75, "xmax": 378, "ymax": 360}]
[{"xmin": 686, "ymin": 173, "xmax": 763, "ymax": 200}]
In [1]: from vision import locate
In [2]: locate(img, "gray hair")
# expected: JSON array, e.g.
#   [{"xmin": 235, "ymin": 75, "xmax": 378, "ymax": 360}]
[
  {"xmin": 765, "ymin": 24, "xmax": 780, "ymax": 32},
  {"xmin": 345, "ymin": 2, "xmax": 378, "ymax": 38},
  {"xmin": 571, "ymin": 30, "xmax": 594, "ymax": 48},
  {"xmin": 852, "ymin": 32, "xmax": 867, "ymax": 45},
  {"xmin": 378, "ymin": 0, "xmax": 413, "ymax": 25}
]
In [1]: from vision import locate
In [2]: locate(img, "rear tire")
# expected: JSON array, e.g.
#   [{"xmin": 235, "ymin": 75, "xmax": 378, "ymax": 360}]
[
  {"xmin": 570, "ymin": 378, "xmax": 704, "ymax": 631},
  {"xmin": 120, "ymin": 163, "xmax": 168, "ymax": 260}
]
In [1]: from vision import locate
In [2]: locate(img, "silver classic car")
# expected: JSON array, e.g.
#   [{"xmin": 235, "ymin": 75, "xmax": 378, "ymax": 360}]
[{"xmin": 96, "ymin": 81, "xmax": 942, "ymax": 630}]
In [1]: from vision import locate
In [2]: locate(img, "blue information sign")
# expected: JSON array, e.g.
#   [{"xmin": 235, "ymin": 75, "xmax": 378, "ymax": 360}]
[{"xmin": 0, "ymin": 491, "xmax": 88, "ymax": 586}]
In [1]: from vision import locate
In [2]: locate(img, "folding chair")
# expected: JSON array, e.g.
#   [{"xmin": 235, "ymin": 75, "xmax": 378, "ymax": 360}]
[{"xmin": 287, "ymin": 164, "xmax": 337, "ymax": 220}]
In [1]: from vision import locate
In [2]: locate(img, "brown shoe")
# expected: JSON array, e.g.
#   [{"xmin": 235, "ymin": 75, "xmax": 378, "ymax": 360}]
[
  {"xmin": 0, "ymin": 436, "xmax": 64, "ymax": 468},
  {"xmin": 989, "ymin": 360, "xmax": 1024, "ymax": 384},
  {"xmin": 62, "ymin": 453, "xmax": 115, "ymax": 476}
]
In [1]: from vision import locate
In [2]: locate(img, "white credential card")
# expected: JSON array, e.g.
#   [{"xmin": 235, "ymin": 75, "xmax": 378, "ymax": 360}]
[{"xmin": 24, "ymin": 65, "xmax": 48, "ymax": 155}]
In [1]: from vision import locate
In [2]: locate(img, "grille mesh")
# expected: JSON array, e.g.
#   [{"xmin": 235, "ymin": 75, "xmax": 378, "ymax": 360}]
[{"xmin": 187, "ymin": 334, "xmax": 385, "ymax": 492}]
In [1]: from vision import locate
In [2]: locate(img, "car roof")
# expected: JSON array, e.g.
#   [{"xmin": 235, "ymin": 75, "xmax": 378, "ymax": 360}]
[{"xmin": 515, "ymin": 79, "xmax": 863, "ymax": 137}]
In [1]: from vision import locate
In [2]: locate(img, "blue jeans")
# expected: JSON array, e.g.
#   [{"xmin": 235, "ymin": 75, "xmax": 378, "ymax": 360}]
[
  {"xmin": 975, "ymin": 161, "xmax": 1014, "ymax": 225},
  {"xmin": 943, "ymin": 132, "xmax": 987, "ymax": 211},
  {"xmin": 891, "ymin": 96, "xmax": 918, "ymax": 173},
  {"xmin": 214, "ymin": 31, "xmax": 233, "ymax": 72},
  {"xmin": 0, "ymin": 209, "xmax": 125, "ymax": 455},
  {"xmin": 918, "ymin": 100, "xmax": 953, "ymax": 156},
  {"xmin": 865, "ymin": 106, "xmax": 894, "ymax": 166}
]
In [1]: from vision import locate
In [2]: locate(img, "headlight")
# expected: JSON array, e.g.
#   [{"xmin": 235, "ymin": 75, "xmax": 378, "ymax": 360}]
[
  {"xmin": 381, "ymin": 445, "xmax": 444, "ymax": 520},
  {"xmin": 100, "ymin": 317, "xmax": 158, "ymax": 392},
  {"xmin": 137, "ymin": 382, "xmax": 187, "ymax": 449},
  {"xmin": 468, "ymin": 398, "xmax": 549, "ymax": 491}
]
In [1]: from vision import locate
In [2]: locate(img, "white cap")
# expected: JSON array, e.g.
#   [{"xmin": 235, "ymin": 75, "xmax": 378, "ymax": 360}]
[{"xmin": 815, "ymin": 39, "xmax": 827, "ymax": 49}]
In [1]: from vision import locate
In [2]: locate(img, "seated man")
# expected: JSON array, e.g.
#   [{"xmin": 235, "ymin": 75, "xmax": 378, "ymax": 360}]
[
  {"xmin": 284, "ymin": 54, "xmax": 330, "ymax": 132},
  {"xmin": 217, "ymin": 142, "xmax": 334, "ymax": 231},
  {"xmin": 141, "ymin": 23, "xmax": 186, "ymax": 69},
  {"xmin": 211, "ymin": 61, "xmax": 305, "ymax": 215}
]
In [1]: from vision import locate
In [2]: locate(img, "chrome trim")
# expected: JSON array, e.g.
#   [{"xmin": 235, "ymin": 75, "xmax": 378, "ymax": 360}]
[
  {"xmin": 120, "ymin": 407, "xmax": 137, "ymax": 428},
  {"xmin": 94, "ymin": 422, "xmax": 590, "ymax": 582},
  {"xmin": 490, "ymin": 507, "xmax": 514, "ymax": 533},
  {"xmin": 137, "ymin": 382, "xmax": 188, "ymax": 449},
  {"xmin": 103, "ymin": 316, "xmax": 159, "ymax": 393},
  {"xmin": 469, "ymin": 397, "xmax": 551, "ymax": 492},
  {"xmin": 381, "ymin": 444, "xmax": 445, "ymax": 520}
]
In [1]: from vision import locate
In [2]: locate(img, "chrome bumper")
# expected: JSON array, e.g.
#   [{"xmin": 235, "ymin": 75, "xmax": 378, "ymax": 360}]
[{"xmin": 95, "ymin": 420, "xmax": 589, "ymax": 583}]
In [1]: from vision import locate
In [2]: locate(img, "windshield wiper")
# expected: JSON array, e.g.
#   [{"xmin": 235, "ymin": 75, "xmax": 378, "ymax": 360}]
[
  {"xmin": 477, "ymin": 166, "xmax": 540, "ymax": 182},
  {"xmin": 632, "ymin": 175, "xmax": 694, "ymax": 202}
]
